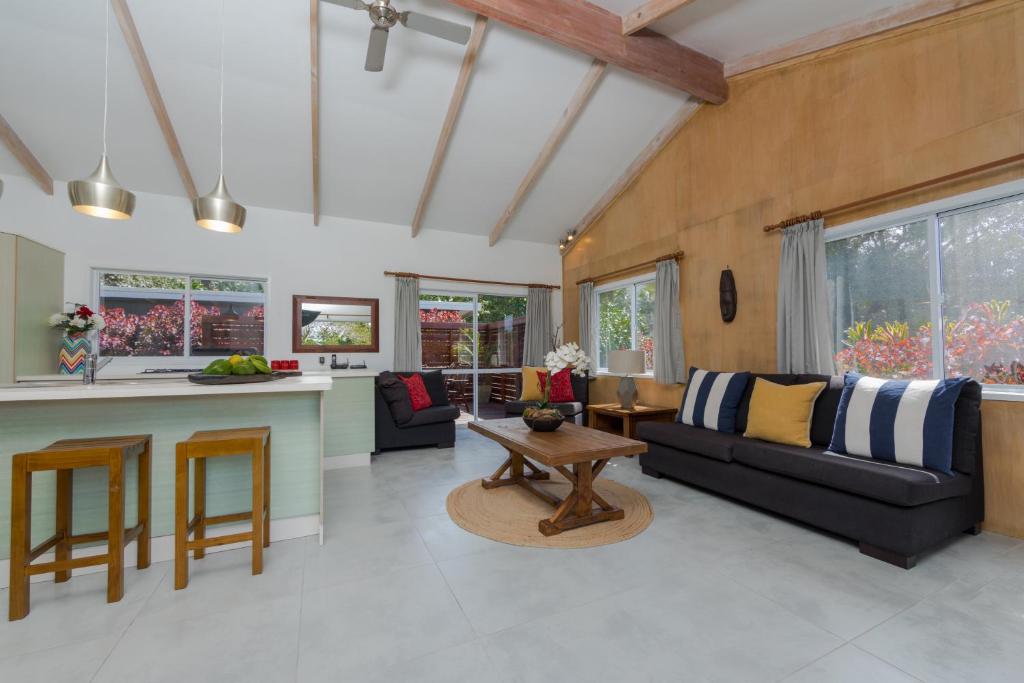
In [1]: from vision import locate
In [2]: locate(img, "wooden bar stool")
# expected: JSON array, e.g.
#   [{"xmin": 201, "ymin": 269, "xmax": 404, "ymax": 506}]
[
  {"xmin": 174, "ymin": 427, "xmax": 271, "ymax": 590},
  {"xmin": 8, "ymin": 435, "xmax": 152, "ymax": 621}
]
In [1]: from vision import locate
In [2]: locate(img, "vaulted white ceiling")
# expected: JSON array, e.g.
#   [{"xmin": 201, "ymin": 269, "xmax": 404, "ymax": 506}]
[{"xmin": 0, "ymin": 0, "xmax": 932, "ymax": 244}]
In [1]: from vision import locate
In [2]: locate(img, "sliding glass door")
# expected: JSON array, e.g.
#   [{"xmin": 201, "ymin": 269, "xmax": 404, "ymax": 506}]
[{"xmin": 419, "ymin": 291, "xmax": 527, "ymax": 421}]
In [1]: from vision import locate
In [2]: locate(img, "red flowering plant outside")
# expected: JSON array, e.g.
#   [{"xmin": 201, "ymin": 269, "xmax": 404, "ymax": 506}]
[
  {"xmin": 835, "ymin": 300, "xmax": 1024, "ymax": 384},
  {"xmin": 99, "ymin": 300, "xmax": 265, "ymax": 356}
]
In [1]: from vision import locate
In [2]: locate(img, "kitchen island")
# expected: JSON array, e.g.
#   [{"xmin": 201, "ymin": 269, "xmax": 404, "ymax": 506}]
[{"xmin": 0, "ymin": 375, "xmax": 334, "ymax": 586}]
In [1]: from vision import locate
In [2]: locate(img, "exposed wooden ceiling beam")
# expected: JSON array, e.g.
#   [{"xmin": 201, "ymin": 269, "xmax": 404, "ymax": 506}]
[
  {"xmin": 412, "ymin": 15, "xmax": 488, "ymax": 238},
  {"xmin": 726, "ymin": 0, "xmax": 992, "ymax": 76},
  {"xmin": 563, "ymin": 99, "xmax": 700, "ymax": 256},
  {"xmin": 444, "ymin": 0, "xmax": 726, "ymax": 104},
  {"xmin": 110, "ymin": 0, "xmax": 197, "ymax": 199},
  {"xmin": 622, "ymin": 0, "xmax": 699, "ymax": 36},
  {"xmin": 490, "ymin": 59, "xmax": 607, "ymax": 247},
  {"xmin": 311, "ymin": 0, "xmax": 321, "ymax": 225},
  {"xmin": 0, "ymin": 113, "xmax": 53, "ymax": 195}
]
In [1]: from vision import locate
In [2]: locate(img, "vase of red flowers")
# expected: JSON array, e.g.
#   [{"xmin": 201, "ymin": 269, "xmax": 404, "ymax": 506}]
[{"xmin": 50, "ymin": 304, "xmax": 106, "ymax": 375}]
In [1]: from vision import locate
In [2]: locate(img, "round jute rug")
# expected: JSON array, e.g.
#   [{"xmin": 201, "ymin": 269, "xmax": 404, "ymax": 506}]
[{"xmin": 446, "ymin": 472, "xmax": 653, "ymax": 549}]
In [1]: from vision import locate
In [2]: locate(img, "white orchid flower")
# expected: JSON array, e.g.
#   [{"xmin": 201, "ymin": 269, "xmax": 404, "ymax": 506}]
[{"xmin": 48, "ymin": 313, "xmax": 67, "ymax": 327}]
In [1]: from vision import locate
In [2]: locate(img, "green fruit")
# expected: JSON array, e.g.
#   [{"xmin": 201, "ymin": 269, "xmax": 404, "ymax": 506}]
[
  {"xmin": 203, "ymin": 359, "xmax": 232, "ymax": 375},
  {"xmin": 232, "ymin": 360, "xmax": 256, "ymax": 376},
  {"xmin": 251, "ymin": 359, "xmax": 271, "ymax": 375},
  {"xmin": 251, "ymin": 355, "xmax": 268, "ymax": 365}
]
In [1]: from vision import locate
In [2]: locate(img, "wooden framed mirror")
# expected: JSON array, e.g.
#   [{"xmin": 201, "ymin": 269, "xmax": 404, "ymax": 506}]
[{"xmin": 292, "ymin": 295, "xmax": 379, "ymax": 353}]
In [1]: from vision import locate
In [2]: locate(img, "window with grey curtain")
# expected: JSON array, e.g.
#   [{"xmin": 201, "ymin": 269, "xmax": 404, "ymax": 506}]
[
  {"xmin": 393, "ymin": 276, "xmax": 422, "ymax": 371},
  {"xmin": 777, "ymin": 218, "xmax": 836, "ymax": 374},
  {"xmin": 578, "ymin": 282, "xmax": 595, "ymax": 363},
  {"xmin": 654, "ymin": 259, "xmax": 685, "ymax": 384},
  {"xmin": 523, "ymin": 286, "xmax": 552, "ymax": 367}
]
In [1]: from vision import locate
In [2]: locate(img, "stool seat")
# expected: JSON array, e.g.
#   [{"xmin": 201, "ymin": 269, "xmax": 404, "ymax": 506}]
[
  {"xmin": 8, "ymin": 434, "xmax": 152, "ymax": 621},
  {"xmin": 175, "ymin": 426, "xmax": 271, "ymax": 590}
]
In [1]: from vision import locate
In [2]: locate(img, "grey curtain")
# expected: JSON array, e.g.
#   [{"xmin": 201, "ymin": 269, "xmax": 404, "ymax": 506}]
[
  {"xmin": 523, "ymin": 286, "xmax": 552, "ymax": 367},
  {"xmin": 578, "ymin": 282, "xmax": 595, "ymax": 364},
  {"xmin": 393, "ymin": 276, "xmax": 422, "ymax": 371},
  {"xmin": 654, "ymin": 259, "xmax": 686, "ymax": 384},
  {"xmin": 777, "ymin": 218, "xmax": 836, "ymax": 374}
]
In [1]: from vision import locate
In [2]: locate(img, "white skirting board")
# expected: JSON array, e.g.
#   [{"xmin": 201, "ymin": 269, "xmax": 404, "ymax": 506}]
[
  {"xmin": 0, "ymin": 514, "xmax": 319, "ymax": 590},
  {"xmin": 324, "ymin": 452, "xmax": 371, "ymax": 470}
]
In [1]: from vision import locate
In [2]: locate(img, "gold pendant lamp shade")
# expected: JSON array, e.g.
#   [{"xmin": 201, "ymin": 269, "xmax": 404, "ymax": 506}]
[
  {"xmin": 68, "ymin": 154, "xmax": 135, "ymax": 220},
  {"xmin": 195, "ymin": 0, "xmax": 245, "ymax": 234},
  {"xmin": 193, "ymin": 174, "xmax": 245, "ymax": 233}
]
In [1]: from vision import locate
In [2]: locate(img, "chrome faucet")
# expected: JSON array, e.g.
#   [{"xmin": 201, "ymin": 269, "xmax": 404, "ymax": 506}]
[{"xmin": 83, "ymin": 354, "xmax": 113, "ymax": 385}]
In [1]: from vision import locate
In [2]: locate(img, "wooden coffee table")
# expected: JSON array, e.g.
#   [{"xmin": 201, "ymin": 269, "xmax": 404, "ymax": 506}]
[{"xmin": 467, "ymin": 418, "xmax": 647, "ymax": 536}]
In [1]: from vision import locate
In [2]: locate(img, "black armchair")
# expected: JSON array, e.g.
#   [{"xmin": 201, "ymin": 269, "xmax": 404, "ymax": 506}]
[
  {"xmin": 504, "ymin": 371, "xmax": 590, "ymax": 425},
  {"xmin": 374, "ymin": 370, "xmax": 459, "ymax": 453}
]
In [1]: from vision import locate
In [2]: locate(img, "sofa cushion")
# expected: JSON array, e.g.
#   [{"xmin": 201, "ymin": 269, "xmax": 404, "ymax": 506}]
[
  {"xmin": 797, "ymin": 374, "xmax": 845, "ymax": 447},
  {"xmin": 637, "ymin": 422, "xmax": 748, "ymax": 463},
  {"xmin": 678, "ymin": 368, "xmax": 751, "ymax": 433},
  {"xmin": 743, "ymin": 378, "xmax": 826, "ymax": 448},
  {"xmin": 951, "ymin": 380, "xmax": 982, "ymax": 474},
  {"xmin": 398, "ymin": 373, "xmax": 433, "ymax": 411},
  {"xmin": 828, "ymin": 374, "xmax": 969, "ymax": 475},
  {"xmin": 376, "ymin": 372, "xmax": 414, "ymax": 425},
  {"xmin": 735, "ymin": 374, "xmax": 798, "ymax": 434},
  {"xmin": 400, "ymin": 404, "xmax": 460, "ymax": 428},
  {"xmin": 733, "ymin": 439, "xmax": 971, "ymax": 506},
  {"xmin": 418, "ymin": 370, "xmax": 449, "ymax": 407}
]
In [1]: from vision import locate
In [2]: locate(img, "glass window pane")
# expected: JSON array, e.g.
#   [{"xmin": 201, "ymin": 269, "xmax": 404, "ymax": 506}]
[
  {"xmin": 419, "ymin": 294, "xmax": 474, "ymax": 369},
  {"xmin": 477, "ymin": 295, "xmax": 526, "ymax": 369},
  {"xmin": 939, "ymin": 197, "xmax": 1024, "ymax": 385},
  {"xmin": 98, "ymin": 274, "xmax": 187, "ymax": 357},
  {"xmin": 190, "ymin": 278, "xmax": 266, "ymax": 356},
  {"xmin": 635, "ymin": 281, "xmax": 656, "ymax": 372},
  {"xmin": 826, "ymin": 220, "xmax": 933, "ymax": 379},
  {"xmin": 598, "ymin": 286, "xmax": 632, "ymax": 370}
]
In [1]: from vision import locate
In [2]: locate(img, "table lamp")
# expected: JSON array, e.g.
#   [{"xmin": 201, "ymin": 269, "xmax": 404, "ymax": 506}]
[{"xmin": 609, "ymin": 349, "xmax": 646, "ymax": 410}]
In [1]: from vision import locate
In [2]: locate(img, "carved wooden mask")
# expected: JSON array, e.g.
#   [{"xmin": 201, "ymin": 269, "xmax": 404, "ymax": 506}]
[{"xmin": 720, "ymin": 269, "xmax": 737, "ymax": 323}]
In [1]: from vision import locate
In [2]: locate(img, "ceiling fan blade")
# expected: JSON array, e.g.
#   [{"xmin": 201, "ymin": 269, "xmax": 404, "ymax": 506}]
[
  {"xmin": 322, "ymin": 0, "xmax": 369, "ymax": 10},
  {"xmin": 399, "ymin": 11, "xmax": 471, "ymax": 45},
  {"xmin": 365, "ymin": 26, "xmax": 389, "ymax": 72}
]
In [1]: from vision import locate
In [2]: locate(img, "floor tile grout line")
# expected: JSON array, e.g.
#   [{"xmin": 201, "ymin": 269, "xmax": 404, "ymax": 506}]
[
  {"xmin": 851, "ymin": 642, "xmax": 928, "ymax": 682},
  {"xmin": 292, "ymin": 537, "xmax": 307, "ymax": 682}
]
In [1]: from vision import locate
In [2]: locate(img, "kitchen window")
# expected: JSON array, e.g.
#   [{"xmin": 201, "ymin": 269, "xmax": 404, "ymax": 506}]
[
  {"xmin": 826, "ymin": 191, "xmax": 1024, "ymax": 386},
  {"xmin": 94, "ymin": 270, "xmax": 267, "ymax": 357},
  {"xmin": 594, "ymin": 275, "xmax": 656, "ymax": 373}
]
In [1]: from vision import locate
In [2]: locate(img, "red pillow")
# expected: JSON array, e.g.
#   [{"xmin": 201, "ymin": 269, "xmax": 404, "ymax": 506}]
[
  {"xmin": 537, "ymin": 369, "xmax": 575, "ymax": 403},
  {"xmin": 398, "ymin": 374, "xmax": 433, "ymax": 411}
]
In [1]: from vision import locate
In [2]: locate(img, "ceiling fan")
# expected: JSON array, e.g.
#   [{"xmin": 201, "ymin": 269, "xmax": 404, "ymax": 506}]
[{"xmin": 323, "ymin": 0, "xmax": 472, "ymax": 72}]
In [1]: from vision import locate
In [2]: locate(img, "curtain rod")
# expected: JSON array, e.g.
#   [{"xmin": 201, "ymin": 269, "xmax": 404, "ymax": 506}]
[
  {"xmin": 383, "ymin": 271, "xmax": 560, "ymax": 290},
  {"xmin": 575, "ymin": 250, "xmax": 684, "ymax": 286},
  {"xmin": 763, "ymin": 152, "xmax": 1024, "ymax": 233}
]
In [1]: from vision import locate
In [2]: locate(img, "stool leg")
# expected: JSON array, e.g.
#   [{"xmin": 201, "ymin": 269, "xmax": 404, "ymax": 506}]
[
  {"xmin": 251, "ymin": 441, "xmax": 264, "ymax": 575},
  {"xmin": 137, "ymin": 439, "xmax": 151, "ymax": 570},
  {"xmin": 193, "ymin": 457, "xmax": 206, "ymax": 560},
  {"xmin": 55, "ymin": 468, "xmax": 73, "ymax": 583},
  {"xmin": 106, "ymin": 453, "xmax": 125, "ymax": 604},
  {"xmin": 9, "ymin": 456, "xmax": 31, "ymax": 621},
  {"xmin": 174, "ymin": 443, "xmax": 189, "ymax": 590},
  {"xmin": 263, "ymin": 433, "xmax": 271, "ymax": 548}
]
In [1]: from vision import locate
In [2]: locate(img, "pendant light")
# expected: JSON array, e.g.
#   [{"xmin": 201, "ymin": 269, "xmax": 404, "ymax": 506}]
[
  {"xmin": 68, "ymin": 0, "xmax": 135, "ymax": 220},
  {"xmin": 193, "ymin": 0, "xmax": 245, "ymax": 234}
]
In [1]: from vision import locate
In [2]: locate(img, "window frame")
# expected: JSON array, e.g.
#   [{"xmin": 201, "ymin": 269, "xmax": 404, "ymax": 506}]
[
  {"xmin": 592, "ymin": 272, "xmax": 657, "ymax": 376},
  {"xmin": 824, "ymin": 177, "xmax": 1024, "ymax": 398},
  {"xmin": 91, "ymin": 267, "xmax": 269, "ymax": 361}
]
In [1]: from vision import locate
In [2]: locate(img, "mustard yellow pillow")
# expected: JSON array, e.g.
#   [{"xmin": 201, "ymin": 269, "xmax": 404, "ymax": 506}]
[
  {"xmin": 743, "ymin": 378, "xmax": 826, "ymax": 448},
  {"xmin": 519, "ymin": 367, "xmax": 547, "ymax": 401}
]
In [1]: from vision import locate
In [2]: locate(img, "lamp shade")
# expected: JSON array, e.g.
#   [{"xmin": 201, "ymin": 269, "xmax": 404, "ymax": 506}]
[
  {"xmin": 609, "ymin": 349, "xmax": 646, "ymax": 376},
  {"xmin": 68, "ymin": 155, "xmax": 135, "ymax": 220},
  {"xmin": 193, "ymin": 174, "xmax": 246, "ymax": 233}
]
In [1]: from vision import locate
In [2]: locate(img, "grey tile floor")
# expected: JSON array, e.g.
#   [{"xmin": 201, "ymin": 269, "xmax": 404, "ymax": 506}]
[{"xmin": 3, "ymin": 426, "xmax": 1024, "ymax": 682}]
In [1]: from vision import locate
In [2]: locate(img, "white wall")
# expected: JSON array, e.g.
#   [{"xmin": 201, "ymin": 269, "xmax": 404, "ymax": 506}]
[{"xmin": 0, "ymin": 174, "xmax": 562, "ymax": 372}]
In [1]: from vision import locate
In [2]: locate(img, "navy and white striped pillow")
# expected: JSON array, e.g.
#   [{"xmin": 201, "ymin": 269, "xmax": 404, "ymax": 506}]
[
  {"xmin": 827, "ymin": 373, "xmax": 968, "ymax": 475},
  {"xmin": 678, "ymin": 368, "xmax": 751, "ymax": 433}
]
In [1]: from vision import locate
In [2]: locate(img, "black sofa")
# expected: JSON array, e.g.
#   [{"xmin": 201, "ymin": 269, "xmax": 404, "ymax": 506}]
[
  {"xmin": 373, "ymin": 370, "xmax": 459, "ymax": 453},
  {"xmin": 504, "ymin": 372, "xmax": 591, "ymax": 425},
  {"xmin": 637, "ymin": 373, "xmax": 984, "ymax": 568}
]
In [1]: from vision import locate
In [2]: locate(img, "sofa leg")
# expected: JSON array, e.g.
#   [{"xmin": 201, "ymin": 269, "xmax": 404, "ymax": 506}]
[
  {"xmin": 859, "ymin": 542, "xmax": 917, "ymax": 569},
  {"xmin": 641, "ymin": 466, "xmax": 663, "ymax": 479},
  {"xmin": 965, "ymin": 523, "xmax": 982, "ymax": 536},
  {"xmin": 436, "ymin": 442, "xmax": 455, "ymax": 449}
]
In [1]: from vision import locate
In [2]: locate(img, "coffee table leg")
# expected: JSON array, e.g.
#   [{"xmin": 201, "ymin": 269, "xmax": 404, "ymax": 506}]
[
  {"xmin": 539, "ymin": 459, "xmax": 624, "ymax": 536},
  {"xmin": 482, "ymin": 449, "xmax": 550, "ymax": 490}
]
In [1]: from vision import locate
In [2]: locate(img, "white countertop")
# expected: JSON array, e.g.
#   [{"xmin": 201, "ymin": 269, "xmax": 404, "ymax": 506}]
[
  {"xmin": 0, "ymin": 375, "xmax": 334, "ymax": 403},
  {"xmin": 17, "ymin": 368, "xmax": 379, "ymax": 382}
]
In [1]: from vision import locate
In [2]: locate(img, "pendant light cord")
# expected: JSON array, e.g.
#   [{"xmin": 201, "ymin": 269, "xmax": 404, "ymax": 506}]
[
  {"xmin": 219, "ymin": 0, "xmax": 225, "ymax": 175},
  {"xmin": 102, "ymin": 0, "xmax": 110, "ymax": 156}
]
